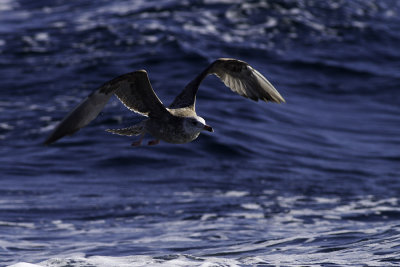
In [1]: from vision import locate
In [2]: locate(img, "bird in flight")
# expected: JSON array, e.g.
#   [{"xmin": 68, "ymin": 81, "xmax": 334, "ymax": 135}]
[{"xmin": 44, "ymin": 58, "xmax": 285, "ymax": 146}]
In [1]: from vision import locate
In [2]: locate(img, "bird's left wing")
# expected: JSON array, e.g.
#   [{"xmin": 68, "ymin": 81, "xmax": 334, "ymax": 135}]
[
  {"xmin": 44, "ymin": 70, "xmax": 169, "ymax": 145},
  {"xmin": 169, "ymin": 58, "xmax": 285, "ymax": 109}
]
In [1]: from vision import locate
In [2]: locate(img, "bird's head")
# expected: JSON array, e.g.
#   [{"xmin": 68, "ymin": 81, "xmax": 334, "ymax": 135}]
[{"xmin": 183, "ymin": 116, "xmax": 213, "ymax": 135}]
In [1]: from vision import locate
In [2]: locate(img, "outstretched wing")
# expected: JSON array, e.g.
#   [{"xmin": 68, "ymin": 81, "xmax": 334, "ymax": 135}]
[
  {"xmin": 169, "ymin": 58, "xmax": 285, "ymax": 109},
  {"xmin": 44, "ymin": 70, "xmax": 169, "ymax": 145},
  {"xmin": 101, "ymin": 70, "xmax": 168, "ymax": 117}
]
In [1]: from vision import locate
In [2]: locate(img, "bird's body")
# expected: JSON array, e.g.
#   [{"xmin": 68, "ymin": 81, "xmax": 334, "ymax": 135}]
[
  {"xmin": 106, "ymin": 107, "xmax": 209, "ymax": 145},
  {"xmin": 44, "ymin": 58, "xmax": 285, "ymax": 146},
  {"xmin": 148, "ymin": 107, "xmax": 202, "ymax": 144}
]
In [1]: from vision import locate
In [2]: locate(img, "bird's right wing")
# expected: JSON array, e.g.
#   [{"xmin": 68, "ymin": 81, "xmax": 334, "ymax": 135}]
[
  {"xmin": 169, "ymin": 58, "xmax": 285, "ymax": 109},
  {"xmin": 44, "ymin": 70, "xmax": 169, "ymax": 145}
]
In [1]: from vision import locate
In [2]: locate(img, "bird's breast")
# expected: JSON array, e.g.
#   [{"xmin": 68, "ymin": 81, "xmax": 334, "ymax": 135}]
[{"xmin": 145, "ymin": 118, "xmax": 199, "ymax": 144}]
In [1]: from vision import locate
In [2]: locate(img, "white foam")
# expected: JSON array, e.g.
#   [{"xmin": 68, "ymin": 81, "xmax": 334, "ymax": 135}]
[
  {"xmin": 229, "ymin": 211, "xmax": 264, "ymax": 219},
  {"xmin": 200, "ymin": 213, "xmax": 217, "ymax": 220},
  {"xmin": 0, "ymin": 122, "xmax": 14, "ymax": 130},
  {"xmin": 8, "ymin": 263, "xmax": 42, "ymax": 267},
  {"xmin": 15, "ymin": 255, "xmax": 243, "ymax": 267},
  {"xmin": 39, "ymin": 116, "xmax": 52, "ymax": 122},
  {"xmin": 51, "ymin": 21, "xmax": 66, "ymax": 28},
  {"xmin": 223, "ymin": 190, "xmax": 248, "ymax": 197},
  {"xmin": 314, "ymin": 197, "xmax": 340, "ymax": 204},
  {"xmin": 35, "ymin": 32, "xmax": 50, "ymax": 42},
  {"xmin": 51, "ymin": 220, "xmax": 76, "ymax": 231},
  {"xmin": 35, "ymin": 123, "xmax": 56, "ymax": 134},
  {"xmin": 183, "ymin": 22, "xmax": 218, "ymax": 36},
  {"xmin": 264, "ymin": 17, "xmax": 278, "ymax": 28},
  {"xmin": 241, "ymin": 203, "xmax": 262, "ymax": 210},
  {"xmin": 0, "ymin": 220, "xmax": 35, "ymax": 229},
  {"xmin": 0, "ymin": 0, "xmax": 16, "ymax": 11}
]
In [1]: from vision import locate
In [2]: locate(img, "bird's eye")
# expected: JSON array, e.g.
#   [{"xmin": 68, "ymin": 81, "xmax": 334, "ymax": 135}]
[{"xmin": 191, "ymin": 121, "xmax": 197, "ymax": 126}]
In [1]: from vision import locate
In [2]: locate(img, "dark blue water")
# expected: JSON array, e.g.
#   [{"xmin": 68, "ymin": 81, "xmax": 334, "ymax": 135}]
[{"xmin": 1, "ymin": 0, "xmax": 400, "ymax": 266}]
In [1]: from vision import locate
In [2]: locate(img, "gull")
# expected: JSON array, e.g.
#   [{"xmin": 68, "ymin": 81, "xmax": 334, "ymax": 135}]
[{"xmin": 44, "ymin": 58, "xmax": 285, "ymax": 146}]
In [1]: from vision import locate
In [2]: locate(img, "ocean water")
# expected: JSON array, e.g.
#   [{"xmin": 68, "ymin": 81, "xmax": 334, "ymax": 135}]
[{"xmin": 1, "ymin": 0, "xmax": 400, "ymax": 266}]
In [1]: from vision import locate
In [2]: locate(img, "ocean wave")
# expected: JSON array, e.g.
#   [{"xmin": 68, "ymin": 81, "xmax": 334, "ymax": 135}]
[
  {"xmin": 2, "ymin": 1, "xmax": 400, "ymax": 266},
  {"xmin": 4, "ymin": 0, "xmax": 399, "ymax": 56}
]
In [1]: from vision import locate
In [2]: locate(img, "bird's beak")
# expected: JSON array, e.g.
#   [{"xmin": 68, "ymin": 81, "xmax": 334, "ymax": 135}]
[{"xmin": 203, "ymin": 125, "xmax": 214, "ymax": 132}]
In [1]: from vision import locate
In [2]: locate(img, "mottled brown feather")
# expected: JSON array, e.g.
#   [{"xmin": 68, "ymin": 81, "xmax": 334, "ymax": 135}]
[{"xmin": 169, "ymin": 58, "xmax": 285, "ymax": 109}]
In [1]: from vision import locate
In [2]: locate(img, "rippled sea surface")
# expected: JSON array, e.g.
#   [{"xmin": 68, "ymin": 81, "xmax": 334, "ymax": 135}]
[{"xmin": 1, "ymin": 0, "xmax": 400, "ymax": 266}]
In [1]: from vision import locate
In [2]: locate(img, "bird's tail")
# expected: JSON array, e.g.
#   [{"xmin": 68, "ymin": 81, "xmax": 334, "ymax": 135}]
[{"xmin": 105, "ymin": 122, "xmax": 145, "ymax": 136}]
